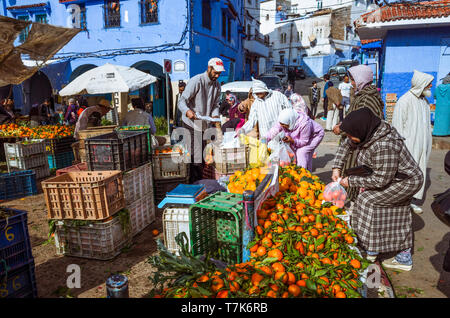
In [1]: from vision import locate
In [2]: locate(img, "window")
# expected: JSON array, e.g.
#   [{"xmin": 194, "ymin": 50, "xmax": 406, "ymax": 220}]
[
  {"xmin": 222, "ymin": 11, "xmax": 227, "ymax": 38},
  {"xmin": 300, "ymin": 31, "xmax": 303, "ymax": 41},
  {"xmin": 202, "ymin": 0, "xmax": 211, "ymax": 29},
  {"xmin": 227, "ymin": 16, "xmax": 231, "ymax": 42},
  {"xmin": 296, "ymin": 32, "xmax": 299, "ymax": 42},
  {"xmin": 35, "ymin": 13, "xmax": 47, "ymax": 24},
  {"xmin": 317, "ymin": 0, "xmax": 323, "ymax": 9},
  {"xmin": 80, "ymin": 4, "xmax": 87, "ymax": 31},
  {"xmin": 18, "ymin": 15, "xmax": 29, "ymax": 43},
  {"xmin": 104, "ymin": 0, "xmax": 121, "ymax": 28},
  {"xmin": 280, "ymin": 54, "xmax": 285, "ymax": 64},
  {"xmin": 266, "ymin": 14, "xmax": 269, "ymax": 21},
  {"xmin": 141, "ymin": 0, "xmax": 159, "ymax": 24},
  {"xmin": 247, "ymin": 24, "xmax": 251, "ymax": 38}
]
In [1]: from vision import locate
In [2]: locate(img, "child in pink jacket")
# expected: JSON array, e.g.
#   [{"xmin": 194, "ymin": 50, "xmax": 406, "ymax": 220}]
[{"xmin": 265, "ymin": 108, "xmax": 324, "ymax": 171}]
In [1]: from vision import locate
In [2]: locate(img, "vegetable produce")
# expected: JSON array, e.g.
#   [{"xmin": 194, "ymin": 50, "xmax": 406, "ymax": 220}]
[
  {"xmin": 0, "ymin": 123, "xmax": 74, "ymax": 139},
  {"xmin": 149, "ymin": 165, "xmax": 369, "ymax": 298}
]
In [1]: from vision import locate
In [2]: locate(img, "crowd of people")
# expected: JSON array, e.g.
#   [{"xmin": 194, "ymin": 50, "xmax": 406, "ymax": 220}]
[{"xmin": 172, "ymin": 59, "xmax": 447, "ymax": 272}]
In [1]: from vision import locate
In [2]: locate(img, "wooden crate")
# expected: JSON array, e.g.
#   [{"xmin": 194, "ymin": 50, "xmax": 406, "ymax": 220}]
[{"xmin": 42, "ymin": 171, "xmax": 124, "ymax": 221}]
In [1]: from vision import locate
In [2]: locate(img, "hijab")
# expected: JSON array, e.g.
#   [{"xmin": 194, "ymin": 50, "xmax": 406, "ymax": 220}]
[
  {"xmin": 339, "ymin": 108, "xmax": 381, "ymax": 148},
  {"xmin": 348, "ymin": 65, "xmax": 373, "ymax": 94},
  {"xmin": 289, "ymin": 93, "xmax": 308, "ymax": 114},
  {"xmin": 278, "ymin": 108, "xmax": 300, "ymax": 131}
]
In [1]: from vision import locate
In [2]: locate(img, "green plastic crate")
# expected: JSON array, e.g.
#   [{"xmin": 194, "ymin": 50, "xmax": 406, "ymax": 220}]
[
  {"xmin": 116, "ymin": 125, "xmax": 152, "ymax": 154},
  {"xmin": 189, "ymin": 192, "xmax": 244, "ymax": 265}
]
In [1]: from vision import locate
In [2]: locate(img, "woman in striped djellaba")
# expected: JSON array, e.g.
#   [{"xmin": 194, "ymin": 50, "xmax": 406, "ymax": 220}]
[{"xmin": 333, "ymin": 65, "xmax": 385, "ymax": 203}]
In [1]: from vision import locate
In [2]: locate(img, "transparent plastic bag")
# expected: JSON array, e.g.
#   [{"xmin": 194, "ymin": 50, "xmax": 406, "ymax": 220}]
[
  {"xmin": 268, "ymin": 142, "xmax": 296, "ymax": 168},
  {"xmin": 323, "ymin": 178, "xmax": 347, "ymax": 208}
]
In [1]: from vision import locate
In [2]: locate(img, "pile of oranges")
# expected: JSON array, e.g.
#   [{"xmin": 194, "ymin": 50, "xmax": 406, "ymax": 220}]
[
  {"xmin": 154, "ymin": 165, "xmax": 368, "ymax": 298},
  {"xmin": 0, "ymin": 124, "xmax": 74, "ymax": 139},
  {"xmin": 154, "ymin": 145, "xmax": 183, "ymax": 155},
  {"xmin": 227, "ymin": 167, "xmax": 267, "ymax": 194}
]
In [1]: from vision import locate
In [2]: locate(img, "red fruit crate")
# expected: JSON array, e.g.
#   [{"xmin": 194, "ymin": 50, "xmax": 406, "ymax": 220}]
[
  {"xmin": 55, "ymin": 162, "xmax": 88, "ymax": 176},
  {"xmin": 42, "ymin": 171, "xmax": 125, "ymax": 221}
]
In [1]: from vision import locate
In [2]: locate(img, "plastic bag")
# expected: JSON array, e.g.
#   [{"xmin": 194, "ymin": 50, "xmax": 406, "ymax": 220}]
[
  {"xmin": 323, "ymin": 178, "xmax": 347, "ymax": 208},
  {"xmin": 268, "ymin": 142, "xmax": 295, "ymax": 167},
  {"xmin": 241, "ymin": 135, "xmax": 269, "ymax": 168}
]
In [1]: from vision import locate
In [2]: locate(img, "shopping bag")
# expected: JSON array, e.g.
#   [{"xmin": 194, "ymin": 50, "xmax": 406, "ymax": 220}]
[
  {"xmin": 323, "ymin": 178, "xmax": 347, "ymax": 208},
  {"xmin": 243, "ymin": 136, "xmax": 269, "ymax": 168},
  {"xmin": 268, "ymin": 142, "xmax": 295, "ymax": 167}
]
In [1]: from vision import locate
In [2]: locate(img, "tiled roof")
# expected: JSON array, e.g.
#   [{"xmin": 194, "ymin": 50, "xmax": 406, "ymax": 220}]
[
  {"xmin": 7, "ymin": 3, "xmax": 47, "ymax": 10},
  {"xmin": 359, "ymin": 0, "xmax": 450, "ymax": 24},
  {"xmin": 361, "ymin": 38, "xmax": 382, "ymax": 45}
]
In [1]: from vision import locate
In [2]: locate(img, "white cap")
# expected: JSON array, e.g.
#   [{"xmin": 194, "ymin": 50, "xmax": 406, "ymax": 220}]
[{"xmin": 208, "ymin": 58, "xmax": 225, "ymax": 72}]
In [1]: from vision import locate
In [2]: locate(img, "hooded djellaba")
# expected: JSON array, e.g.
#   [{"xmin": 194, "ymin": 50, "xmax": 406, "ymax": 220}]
[
  {"xmin": 332, "ymin": 108, "xmax": 423, "ymax": 267},
  {"xmin": 392, "ymin": 70, "xmax": 434, "ymax": 204},
  {"xmin": 338, "ymin": 64, "xmax": 386, "ymax": 203}
]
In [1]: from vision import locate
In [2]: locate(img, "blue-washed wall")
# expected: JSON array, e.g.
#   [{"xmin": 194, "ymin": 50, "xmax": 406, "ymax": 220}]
[
  {"xmin": 301, "ymin": 49, "xmax": 356, "ymax": 78},
  {"xmin": 190, "ymin": 0, "xmax": 244, "ymax": 82},
  {"xmin": 380, "ymin": 27, "xmax": 450, "ymax": 108}
]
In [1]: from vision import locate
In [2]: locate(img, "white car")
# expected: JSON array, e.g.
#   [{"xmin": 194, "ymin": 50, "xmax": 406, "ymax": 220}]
[{"xmin": 220, "ymin": 81, "xmax": 253, "ymax": 101}]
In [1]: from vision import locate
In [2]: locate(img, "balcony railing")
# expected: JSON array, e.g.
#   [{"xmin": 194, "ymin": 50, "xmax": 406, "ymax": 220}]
[{"xmin": 247, "ymin": 34, "xmax": 270, "ymax": 46}]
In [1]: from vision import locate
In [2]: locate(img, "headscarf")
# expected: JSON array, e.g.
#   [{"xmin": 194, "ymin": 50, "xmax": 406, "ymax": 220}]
[
  {"xmin": 348, "ymin": 65, "xmax": 373, "ymax": 94},
  {"xmin": 409, "ymin": 70, "xmax": 434, "ymax": 98},
  {"xmin": 289, "ymin": 93, "xmax": 308, "ymax": 114},
  {"xmin": 252, "ymin": 78, "xmax": 270, "ymax": 94},
  {"xmin": 278, "ymin": 108, "xmax": 300, "ymax": 131},
  {"xmin": 227, "ymin": 94, "xmax": 238, "ymax": 107},
  {"xmin": 339, "ymin": 108, "xmax": 381, "ymax": 148}
]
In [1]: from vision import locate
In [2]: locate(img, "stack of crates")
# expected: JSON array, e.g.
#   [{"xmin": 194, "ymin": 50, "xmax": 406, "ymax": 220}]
[
  {"xmin": 42, "ymin": 171, "xmax": 131, "ymax": 260},
  {"xmin": 189, "ymin": 192, "xmax": 244, "ymax": 265},
  {"xmin": 152, "ymin": 145, "xmax": 189, "ymax": 207},
  {"xmin": 4, "ymin": 140, "xmax": 50, "ymax": 180},
  {"xmin": 212, "ymin": 143, "xmax": 248, "ymax": 179},
  {"xmin": 75, "ymin": 125, "xmax": 117, "ymax": 163},
  {"xmin": 0, "ymin": 208, "xmax": 37, "ymax": 298},
  {"xmin": 84, "ymin": 129, "xmax": 155, "ymax": 237},
  {"xmin": 44, "ymin": 136, "xmax": 75, "ymax": 170}
]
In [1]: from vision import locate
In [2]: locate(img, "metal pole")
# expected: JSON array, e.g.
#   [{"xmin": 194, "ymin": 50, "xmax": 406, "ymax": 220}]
[
  {"xmin": 165, "ymin": 72, "xmax": 170, "ymax": 136},
  {"xmin": 242, "ymin": 190, "xmax": 255, "ymax": 263}
]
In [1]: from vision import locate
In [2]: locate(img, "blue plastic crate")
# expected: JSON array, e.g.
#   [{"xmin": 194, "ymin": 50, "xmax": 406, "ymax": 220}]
[
  {"xmin": 0, "ymin": 171, "xmax": 37, "ymax": 200},
  {"xmin": 0, "ymin": 260, "xmax": 37, "ymax": 298},
  {"xmin": 47, "ymin": 151, "xmax": 75, "ymax": 170},
  {"xmin": 0, "ymin": 208, "xmax": 33, "ymax": 275}
]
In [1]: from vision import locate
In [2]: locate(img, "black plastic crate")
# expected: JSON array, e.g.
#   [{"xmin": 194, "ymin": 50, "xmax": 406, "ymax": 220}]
[
  {"xmin": 0, "ymin": 260, "xmax": 37, "ymax": 298},
  {"xmin": 0, "ymin": 208, "xmax": 33, "ymax": 275},
  {"xmin": 45, "ymin": 137, "xmax": 75, "ymax": 155},
  {"xmin": 85, "ymin": 130, "xmax": 150, "ymax": 172}
]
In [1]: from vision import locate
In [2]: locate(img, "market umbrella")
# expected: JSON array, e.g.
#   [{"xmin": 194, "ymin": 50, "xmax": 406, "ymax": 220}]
[{"xmin": 59, "ymin": 63, "xmax": 157, "ymax": 96}]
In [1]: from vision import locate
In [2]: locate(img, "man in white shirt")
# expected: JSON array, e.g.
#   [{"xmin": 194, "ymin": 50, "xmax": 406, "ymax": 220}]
[
  {"xmin": 338, "ymin": 75, "xmax": 353, "ymax": 120},
  {"xmin": 239, "ymin": 79, "xmax": 292, "ymax": 150}
]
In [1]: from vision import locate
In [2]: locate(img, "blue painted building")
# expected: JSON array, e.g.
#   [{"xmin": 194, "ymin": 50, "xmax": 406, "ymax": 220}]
[
  {"xmin": 356, "ymin": 0, "xmax": 450, "ymax": 111},
  {"xmin": 1, "ymin": 0, "xmax": 245, "ymax": 117}
]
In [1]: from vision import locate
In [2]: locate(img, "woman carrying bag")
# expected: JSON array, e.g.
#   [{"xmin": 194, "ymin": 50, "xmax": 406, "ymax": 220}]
[{"xmin": 331, "ymin": 108, "xmax": 423, "ymax": 271}]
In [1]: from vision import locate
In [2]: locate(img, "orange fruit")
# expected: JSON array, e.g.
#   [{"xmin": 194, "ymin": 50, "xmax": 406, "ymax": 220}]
[
  {"xmin": 296, "ymin": 280, "xmax": 306, "ymax": 287},
  {"xmin": 268, "ymin": 249, "xmax": 283, "ymax": 261},
  {"xmin": 259, "ymin": 266, "xmax": 273, "ymax": 276},
  {"xmin": 250, "ymin": 244, "xmax": 259, "ymax": 253},
  {"xmin": 272, "ymin": 262, "xmax": 285, "ymax": 272},
  {"xmin": 286, "ymin": 272, "xmax": 296, "ymax": 284},
  {"xmin": 257, "ymin": 246, "xmax": 267, "ymax": 257},
  {"xmin": 288, "ymin": 284, "xmax": 301, "ymax": 297},
  {"xmin": 350, "ymin": 259, "xmax": 361, "ymax": 269},
  {"xmin": 266, "ymin": 290, "xmax": 277, "ymax": 298},
  {"xmin": 251, "ymin": 273, "xmax": 264, "ymax": 286},
  {"xmin": 152, "ymin": 229, "xmax": 159, "ymax": 236},
  {"xmin": 274, "ymin": 272, "xmax": 288, "ymax": 284},
  {"xmin": 261, "ymin": 237, "xmax": 273, "ymax": 248},
  {"xmin": 216, "ymin": 290, "xmax": 228, "ymax": 298},
  {"xmin": 335, "ymin": 292, "xmax": 347, "ymax": 298}
]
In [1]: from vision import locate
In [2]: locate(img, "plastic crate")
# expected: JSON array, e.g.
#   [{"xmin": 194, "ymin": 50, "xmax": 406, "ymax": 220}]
[
  {"xmin": 213, "ymin": 144, "xmax": 249, "ymax": 175},
  {"xmin": 55, "ymin": 162, "xmax": 88, "ymax": 176},
  {"xmin": 0, "ymin": 171, "xmax": 37, "ymax": 201},
  {"xmin": 4, "ymin": 140, "xmax": 45, "ymax": 158},
  {"xmin": 117, "ymin": 125, "xmax": 152, "ymax": 153},
  {"xmin": 0, "ymin": 208, "xmax": 34, "ymax": 275},
  {"xmin": 0, "ymin": 260, "xmax": 37, "ymax": 298},
  {"xmin": 152, "ymin": 146, "xmax": 189, "ymax": 180},
  {"xmin": 42, "ymin": 171, "xmax": 125, "ymax": 221},
  {"xmin": 53, "ymin": 212, "xmax": 132, "ymax": 260},
  {"xmin": 189, "ymin": 192, "xmax": 244, "ymax": 265},
  {"xmin": 44, "ymin": 136, "xmax": 76, "ymax": 155},
  {"xmin": 85, "ymin": 130, "xmax": 150, "ymax": 172},
  {"xmin": 123, "ymin": 162, "xmax": 153, "ymax": 204},
  {"xmin": 154, "ymin": 176, "xmax": 190, "ymax": 208},
  {"xmin": 77, "ymin": 126, "xmax": 118, "ymax": 162},
  {"xmin": 47, "ymin": 151, "xmax": 75, "ymax": 170},
  {"xmin": 128, "ymin": 191, "xmax": 156, "ymax": 237},
  {"xmin": 6, "ymin": 153, "xmax": 47, "ymax": 171},
  {"xmin": 163, "ymin": 207, "xmax": 190, "ymax": 256},
  {"xmin": 0, "ymin": 137, "xmax": 19, "ymax": 162}
]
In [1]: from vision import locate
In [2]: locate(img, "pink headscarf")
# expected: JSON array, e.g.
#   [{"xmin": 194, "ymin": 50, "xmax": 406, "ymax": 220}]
[
  {"xmin": 348, "ymin": 65, "xmax": 373, "ymax": 94},
  {"xmin": 289, "ymin": 93, "xmax": 308, "ymax": 114}
]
